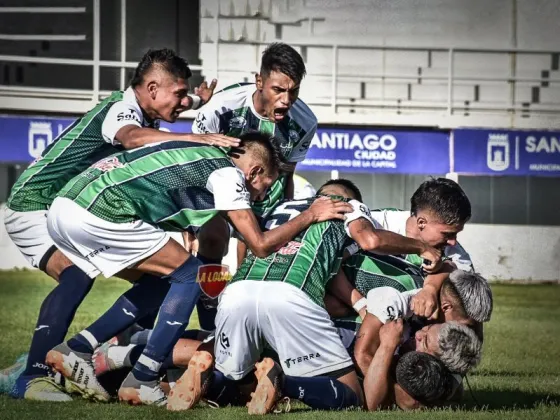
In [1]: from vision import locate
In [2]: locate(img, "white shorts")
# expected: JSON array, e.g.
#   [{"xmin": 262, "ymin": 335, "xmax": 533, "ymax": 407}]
[
  {"xmin": 214, "ymin": 280, "xmax": 353, "ymax": 380},
  {"xmin": 3, "ymin": 207, "xmax": 56, "ymax": 269},
  {"xmin": 47, "ymin": 197, "xmax": 171, "ymax": 278}
]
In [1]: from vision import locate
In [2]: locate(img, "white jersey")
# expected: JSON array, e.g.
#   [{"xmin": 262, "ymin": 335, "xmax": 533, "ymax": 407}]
[
  {"xmin": 370, "ymin": 209, "xmax": 474, "ymax": 271},
  {"xmin": 102, "ymin": 87, "xmax": 159, "ymax": 145},
  {"xmin": 192, "ymin": 83, "xmax": 317, "ymax": 164}
]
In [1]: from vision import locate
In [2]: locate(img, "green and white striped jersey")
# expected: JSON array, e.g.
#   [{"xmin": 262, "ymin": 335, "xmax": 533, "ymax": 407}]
[
  {"xmin": 342, "ymin": 252, "xmax": 424, "ymax": 296},
  {"xmin": 58, "ymin": 141, "xmax": 251, "ymax": 231},
  {"xmin": 7, "ymin": 88, "xmax": 159, "ymax": 212},
  {"xmin": 232, "ymin": 197, "xmax": 374, "ymax": 307},
  {"xmin": 192, "ymin": 83, "xmax": 318, "ymax": 217}
]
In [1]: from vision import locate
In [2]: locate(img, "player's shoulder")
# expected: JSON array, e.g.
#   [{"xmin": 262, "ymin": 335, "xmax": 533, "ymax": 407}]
[
  {"xmin": 288, "ymin": 98, "xmax": 318, "ymax": 129},
  {"xmin": 213, "ymin": 83, "xmax": 254, "ymax": 103}
]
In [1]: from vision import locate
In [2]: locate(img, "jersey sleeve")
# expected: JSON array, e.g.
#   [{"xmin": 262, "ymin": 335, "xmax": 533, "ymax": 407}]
[
  {"xmin": 344, "ymin": 200, "xmax": 381, "ymax": 236},
  {"xmin": 287, "ymin": 122, "xmax": 317, "ymax": 163},
  {"xmin": 101, "ymin": 101, "xmax": 143, "ymax": 145},
  {"xmin": 366, "ymin": 287, "xmax": 419, "ymax": 323},
  {"xmin": 192, "ymin": 103, "xmax": 221, "ymax": 134},
  {"xmin": 206, "ymin": 167, "xmax": 251, "ymax": 211},
  {"xmin": 444, "ymin": 242, "xmax": 474, "ymax": 272}
]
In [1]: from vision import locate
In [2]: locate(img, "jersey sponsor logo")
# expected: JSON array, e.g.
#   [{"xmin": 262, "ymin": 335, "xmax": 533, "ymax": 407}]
[
  {"xmin": 236, "ymin": 182, "xmax": 248, "ymax": 194},
  {"xmin": 117, "ymin": 111, "xmax": 140, "ymax": 123},
  {"xmin": 197, "ymin": 264, "xmax": 232, "ymax": 298},
  {"xmin": 278, "ymin": 241, "xmax": 302, "ymax": 255},
  {"xmin": 92, "ymin": 156, "xmax": 124, "ymax": 172},
  {"xmin": 284, "ymin": 352, "xmax": 321, "ymax": 368}
]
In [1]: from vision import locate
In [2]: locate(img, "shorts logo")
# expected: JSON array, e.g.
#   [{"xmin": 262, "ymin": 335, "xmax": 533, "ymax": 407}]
[
  {"xmin": 278, "ymin": 241, "xmax": 302, "ymax": 255},
  {"xmin": 197, "ymin": 264, "xmax": 232, "ymax": 299},
  {"xmin": 386, "ymin": 305, "xmax": 403, "ymax": 321},
  {"xmin": 92, "ymin": 156, "xmax": 124, "ymax": 172},
  {"xmin": 284, "ymin": 352, "xmax": 320, "ymax": 368},
  {"xmin": 85, "ymin": 245, "xmax": 110, "ymax": 260}
]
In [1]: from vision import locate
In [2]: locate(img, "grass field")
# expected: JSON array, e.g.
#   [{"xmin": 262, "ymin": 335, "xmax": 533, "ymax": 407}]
[{"xmin": 1, "ymin": 270, "xmax": 560, "ymax": 420}]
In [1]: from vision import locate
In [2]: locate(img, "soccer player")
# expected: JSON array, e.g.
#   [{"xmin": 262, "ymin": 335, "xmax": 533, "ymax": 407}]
[
  {"xmin": 369, "ymin": 177, "xmax": 474, "ymax": 320},
  {"xmin": 167, "ymin": 179, "xmax": 442, "ymax": 413},
  {"xmin": 44, "ymin": 133, "xmax": 351, "ymax": 405},
  {"xmin": 2, "ymin": 48, "xmax": 237, "ymax": 401},
  {"xmin": 192, "ymin": 42, "xmax": 316, "ymax": 217}
]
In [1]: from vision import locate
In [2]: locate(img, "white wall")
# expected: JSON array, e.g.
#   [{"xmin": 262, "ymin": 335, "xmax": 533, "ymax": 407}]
[{"xmin": 459, "ymin": 224, "xmax": 560, "ymax": 282}]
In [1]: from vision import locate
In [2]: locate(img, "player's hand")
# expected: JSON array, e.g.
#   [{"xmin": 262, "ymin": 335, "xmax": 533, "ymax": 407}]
[
  {"xmin": 420, "ymin": 245, "xmax": 443, "ymax": 273},
  {"xmin": 187, "ymin": 133, "xmax": 240, "ymax": 147},
  {"xmin": 194, "ymin": 79, "xmax": 218, "ymax": 104},
  {"xmin": 379, "ymin": 319, "xmax": 404, "ymax": 349},
  {"xmin": 410, "ymin": 284, "xmax": 439, "ymax": 319},
  {"xmin": 305, "ymin": 196, "xmax": 353, "ymax": 223}
]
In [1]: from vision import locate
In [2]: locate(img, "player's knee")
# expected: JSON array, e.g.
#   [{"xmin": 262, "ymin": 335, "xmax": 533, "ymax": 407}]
[{"xmin": 44, "ymin": 248, "xmax": 74, "ymax": 281}]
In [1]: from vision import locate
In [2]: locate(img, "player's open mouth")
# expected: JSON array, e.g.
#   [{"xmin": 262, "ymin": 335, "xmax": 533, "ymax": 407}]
[{"xmin": 273, "ymin": 108, "xmax": 288, "ymax": 120}]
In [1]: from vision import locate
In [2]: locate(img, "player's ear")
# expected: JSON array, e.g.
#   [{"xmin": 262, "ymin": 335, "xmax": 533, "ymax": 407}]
[
  {"xmin": 147, "ymin": 80, "xmax": 158, "ymax": 100},
  {"xmin": 416, "ymin": 215, "xmax": 427, "ymax": 231},
  {"xmin": 248, "ymin": 165, "xmax": 264, "ymax": 182},
  {"xmin": 255, "ymin": 73, "xmax": 263, "ymax": 91}
]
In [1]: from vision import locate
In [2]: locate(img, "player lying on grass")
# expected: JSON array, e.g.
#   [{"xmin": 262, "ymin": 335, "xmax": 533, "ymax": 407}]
[
  {"xmin": 43, "ymin": 132, "xmax": 352, "ymax": 406},
  {"xmin": 2, "ymin": 48, "xmax": 238, "ymax": 402}
]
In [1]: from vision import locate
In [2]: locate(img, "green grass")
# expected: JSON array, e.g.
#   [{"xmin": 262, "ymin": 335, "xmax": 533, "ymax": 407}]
[{"xmin": 1, "ymin": 270, "xmax": 560, "ymax": 419}]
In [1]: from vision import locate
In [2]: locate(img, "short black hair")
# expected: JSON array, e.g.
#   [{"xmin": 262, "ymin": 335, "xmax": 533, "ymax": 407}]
[
  {"xmin": 318, "ymin": 179, "xmax": 363, "ymax": 202},
  {"xmin": 236, "ymin": 132, "xmax": 281, "ymax": 176},
  {"xmin": 130, "ymin": 48, "xmax": 192, "ymax": 88},
  {"xmin": 410, "ymin": 178, "xmax": 471, "ymax": 225},
  {"xmin": 396, "ymin": 351, "xmax": 454, "ymax": 405},
  {"xmin": 260, "ymin": 43, "xmax": 306, "ymax": 85}
]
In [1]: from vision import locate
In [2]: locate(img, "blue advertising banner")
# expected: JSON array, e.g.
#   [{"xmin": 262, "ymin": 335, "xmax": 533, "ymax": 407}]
[
  {"xmin": 298, "ymin": 128, "xmax": 450, "ymax": 174},
  {"xmin": 0, "ymin": 115, "xmax": 193, "ymax": 162},
  {"xmin": 454, "ymin": 128, "xmax": 560, "ymax": 176}
]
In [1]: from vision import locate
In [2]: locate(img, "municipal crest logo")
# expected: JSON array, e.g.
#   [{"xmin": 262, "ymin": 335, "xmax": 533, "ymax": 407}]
[
  {"xmin": 487, "ymin": 134, "xmax": 510, "ymax": 171},
  {"xmin": 92, "ymin": 156, "xmax": 124, "ymax": 172},
  {"xmin": 197, "ymin": 264, "xmax": 232, "ymax": 298}
]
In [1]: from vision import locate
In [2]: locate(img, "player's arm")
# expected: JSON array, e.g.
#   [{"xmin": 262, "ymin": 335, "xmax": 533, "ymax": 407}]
[
  {"xmin": 326, "ymin": 269, "xmax": 367, "ymax": 319},
  {"xmin": 236, "ymin": 240, "xmax": 248, "ymax": 268},
  {"xmin": 210, "ymin": 168, "xmax": 352, "ymax": 258},
  {"xmin": 227, "ymin": 197, "xmax": 351, "ymax": 258},
  {"xmin": 346, "ymin": 203, "xmax": 442, "ymax": 273},
  {"xmin": 102, "ymin": 100, "xmax": 238, "ymax": 150},
  {"xmin": 354, "ymin": 286, "xmax": 419, "ymax": 375},
  {"xmin": 363, "ymin": 320, "xmax": 403, "ymax": 411},
  {"xmin": 354, "ymin": 313, "xmax": 383, "ymax": 376},
  {"xmin": 410, "ymin": 260, "xmax": 455, "ymax": 318}
]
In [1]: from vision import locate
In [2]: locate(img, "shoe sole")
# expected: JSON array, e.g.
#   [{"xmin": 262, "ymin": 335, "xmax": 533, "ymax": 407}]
[
  {"xmin": 167, "ymin": 350, "xmax": 213, "ymax": 411},
  {"xmin": 46, "ymin": 349, "xmax": 110, "ymax": 402},
  {"xmin": 247, "ymin": 358, "xmax": 280, "ymax": 415}
]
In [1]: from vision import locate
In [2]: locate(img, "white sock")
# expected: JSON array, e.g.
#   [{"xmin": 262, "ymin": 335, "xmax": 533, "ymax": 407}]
[{"xmin": 107, "ymin": 344, "xmax": 136, "ymax": 369}]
